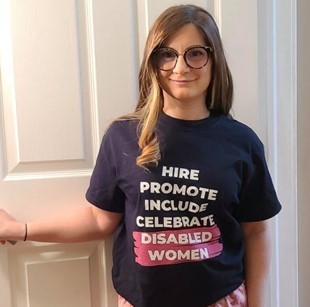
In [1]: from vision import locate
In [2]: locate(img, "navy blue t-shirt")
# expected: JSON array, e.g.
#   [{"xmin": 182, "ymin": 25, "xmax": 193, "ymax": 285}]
[{"xmin": 86, "ymin": 112, "xmax": 281, "ymax": 307}]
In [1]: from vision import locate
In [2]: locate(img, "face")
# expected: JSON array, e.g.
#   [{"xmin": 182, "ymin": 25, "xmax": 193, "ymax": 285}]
[{"xmin": 155, "ymin": 23, "xmax": 212, "ymax": 111}]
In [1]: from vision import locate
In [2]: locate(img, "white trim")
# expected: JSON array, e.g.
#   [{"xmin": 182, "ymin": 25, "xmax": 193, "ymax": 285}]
[
  {"xmin": 3, "ymin": 169, "xmax": 92, "ymax": 181},
  {"xmin": 206, "ymin": 0, "xmax": 222, "ymax": 33},
  {"xmin": 258, "ymin": 0, "xmax": 298, "ymax": 306},
  {"xmin": 129, "ymin": 0, "xmax": 139, "ymax": 104},
  {"xmin": 213, "ymin": 0, "xmax": 222, "ymax": 34},
  {"xmin": 276, "ymin": 0, "xmax": 299, "ymax": 305},
  {"xmin": 84, "ymin": 1, "xmax": 101, "ymax": 158},
  {"xmin": 0, "ymin": 0, "xmax": 21, "ymax": 174}
]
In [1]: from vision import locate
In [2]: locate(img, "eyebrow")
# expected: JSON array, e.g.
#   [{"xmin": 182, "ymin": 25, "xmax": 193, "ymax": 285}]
[{"xmin": 159, "ymin": 44, "xmax": 207, "ymax": 50}]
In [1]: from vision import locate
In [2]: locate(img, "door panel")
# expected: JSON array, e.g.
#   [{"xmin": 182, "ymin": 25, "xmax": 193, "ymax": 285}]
[{"xmin": 0, "ymin": 0, "xmax": 111, "ymax": 306}]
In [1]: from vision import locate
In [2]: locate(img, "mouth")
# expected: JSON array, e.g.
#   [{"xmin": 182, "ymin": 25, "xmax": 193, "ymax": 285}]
[{"xmin": 169, "ymin": 79, "xmax": 194, "ymax": 83}]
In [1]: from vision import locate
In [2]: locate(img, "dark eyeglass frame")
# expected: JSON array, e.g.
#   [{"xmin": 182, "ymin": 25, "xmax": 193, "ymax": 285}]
[{"xmin": 152, "ymin": 45, "xmax": 213, "ymax": 71}]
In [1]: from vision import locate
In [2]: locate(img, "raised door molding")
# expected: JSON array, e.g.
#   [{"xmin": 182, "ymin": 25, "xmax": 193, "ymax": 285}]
[
  {"xmin": 0, "ymin": 0, "xmax": 99, "ymax": 180},
  {"xmin": 258, "ymin": 1, "xmax": 298, "ymax": 306}
]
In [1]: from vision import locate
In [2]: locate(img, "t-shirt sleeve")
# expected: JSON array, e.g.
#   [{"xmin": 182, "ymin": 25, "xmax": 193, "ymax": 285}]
[
  {"xmin": 85, "ymin": 125, "xmax": 125, "ymax": 213},
  {"xmin": 234, "ymin": 138, "xmax": 282, "ymax": 222}
]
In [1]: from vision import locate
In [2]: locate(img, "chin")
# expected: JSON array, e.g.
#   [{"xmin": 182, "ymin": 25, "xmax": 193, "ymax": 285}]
[{"xmin": 171, "ymin": 93, "xmax": 202, "ymax": 103}]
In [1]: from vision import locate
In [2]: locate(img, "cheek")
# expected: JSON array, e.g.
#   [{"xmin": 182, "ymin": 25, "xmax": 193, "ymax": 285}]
[
  {"xmin": 200, "ymin": 66, "xmax": 212, "ymax": 88},
  {"xmin": 203, "ymin": 72, "xmax": 212, "ymax": 87},
  {"xmin": 158, "ymin": 70, "xmax": 170, "ymax": 79},
  {"xmin": 157, "ymin": 72, "xmax": 171, "ymax": 90}
]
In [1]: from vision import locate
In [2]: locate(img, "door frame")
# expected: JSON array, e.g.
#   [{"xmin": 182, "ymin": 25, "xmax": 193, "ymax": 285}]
[{"xmin": 258, "ymin": 0, "xmax": 298, "ymax": 306}]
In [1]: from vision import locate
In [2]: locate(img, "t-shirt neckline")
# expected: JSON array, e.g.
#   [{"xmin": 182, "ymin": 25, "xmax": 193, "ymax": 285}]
[{"xmin": 158, "ymin": 111, "xmax": 220, "ymax": 130}]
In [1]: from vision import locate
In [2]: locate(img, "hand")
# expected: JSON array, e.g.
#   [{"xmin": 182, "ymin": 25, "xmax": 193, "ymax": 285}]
[{"xmin": 0, "ymin": 209, "xmax": 23, "ymax": 245}]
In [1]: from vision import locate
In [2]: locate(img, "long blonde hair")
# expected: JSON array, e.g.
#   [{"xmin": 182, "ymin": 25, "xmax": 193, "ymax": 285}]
[{"xmin": 122, "ymin": 5, "xmax": 233, "ymax": 169}]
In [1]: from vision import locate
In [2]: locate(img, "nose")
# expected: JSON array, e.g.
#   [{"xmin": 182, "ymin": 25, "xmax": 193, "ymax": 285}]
[{"xmin": 172, "ymin": 55, "xmax": 190, "ymax": 74}]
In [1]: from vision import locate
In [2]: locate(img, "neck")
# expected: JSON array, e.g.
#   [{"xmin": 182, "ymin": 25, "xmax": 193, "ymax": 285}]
[{"xmin": 163, "ymin": 97, "xmax": 210, "ymax": 120}]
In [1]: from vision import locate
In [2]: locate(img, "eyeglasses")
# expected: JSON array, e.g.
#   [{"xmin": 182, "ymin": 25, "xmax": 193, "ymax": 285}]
[{"xmin": 152, "ymin": 45, "xmax": 213, "ymax": 71}]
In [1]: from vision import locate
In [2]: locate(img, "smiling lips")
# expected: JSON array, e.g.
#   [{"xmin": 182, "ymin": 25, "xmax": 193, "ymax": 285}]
[{"xmin": 169, "ymin": 79, "xmax": 195, "ymax": 83}]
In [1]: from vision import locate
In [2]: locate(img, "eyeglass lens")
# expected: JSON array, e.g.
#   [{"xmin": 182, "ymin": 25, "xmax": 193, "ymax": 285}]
[{"xmin": 153, "ymin": 47, "xmax": 210, "ymax": 71}]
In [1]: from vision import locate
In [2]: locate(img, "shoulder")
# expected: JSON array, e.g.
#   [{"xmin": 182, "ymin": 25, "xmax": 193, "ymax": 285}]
[
  {"xmin": 98, "ymin": 118, "xmax": 140, "ymax": 158},
  {"xmin": 107, "ymin": 118, "xmax": 138, "ymax": 132},
  {"xmin": 217, "ymin": 115, "xmax": 264, "ymax": 151},
  {"xmin": 104, "ymin": 118, "xmax": 139, "ymax": 140}
]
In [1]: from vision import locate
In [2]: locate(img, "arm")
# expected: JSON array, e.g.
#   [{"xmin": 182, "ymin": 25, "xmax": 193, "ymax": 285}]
[
  {"xmin": 241, "ymin": 220, "xmax": 271, "ymax": 307},
  {"xmin": 0, "ymin": 205, "xmax": 122, "ymax": 244}
]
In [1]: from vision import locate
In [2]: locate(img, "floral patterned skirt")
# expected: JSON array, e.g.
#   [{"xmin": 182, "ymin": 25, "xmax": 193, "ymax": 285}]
[{"xmin": 118, "ymin": 282, "xmax": 247, "ymax": 307}]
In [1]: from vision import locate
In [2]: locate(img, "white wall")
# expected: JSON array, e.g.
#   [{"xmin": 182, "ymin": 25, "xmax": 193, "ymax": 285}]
[{"xmin": 297, "ymin": 0, "xmax": 310, "ymax": 306}]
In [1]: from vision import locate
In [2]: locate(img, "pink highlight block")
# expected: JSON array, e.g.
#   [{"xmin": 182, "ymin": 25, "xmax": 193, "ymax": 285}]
[{"xmin": 133, "ymin": 226, "xmax": 223, "ymax": 266}]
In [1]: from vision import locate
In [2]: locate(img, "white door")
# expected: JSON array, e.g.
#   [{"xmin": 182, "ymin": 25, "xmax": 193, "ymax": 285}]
[
  {"xmin": 0, "ymin": 0, "xmax": 295, "ymax": 306},
  {"xmin": 0, "ymin": 0, "xmax": 117, "ymax": 306}
]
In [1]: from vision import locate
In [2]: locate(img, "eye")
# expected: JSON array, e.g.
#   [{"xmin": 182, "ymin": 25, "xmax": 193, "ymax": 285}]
[
  {"xmin": 186, "ymin": 47, "xmax": 207, "ymax": 61},
  {"xmin": 157, "ymin": 49, "xmax": 176, "ymax": 62}
]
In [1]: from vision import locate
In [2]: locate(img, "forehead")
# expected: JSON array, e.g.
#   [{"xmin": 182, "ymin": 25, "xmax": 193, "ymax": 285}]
[{"xmin": 163, "ymin": 23, "xmax": 206, "ymax": 49}]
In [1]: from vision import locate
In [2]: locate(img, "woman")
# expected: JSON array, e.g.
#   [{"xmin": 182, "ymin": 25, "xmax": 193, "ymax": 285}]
[{"xmin": 0, "ymin": 5, "xmax": 281, "ymax": 307}]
